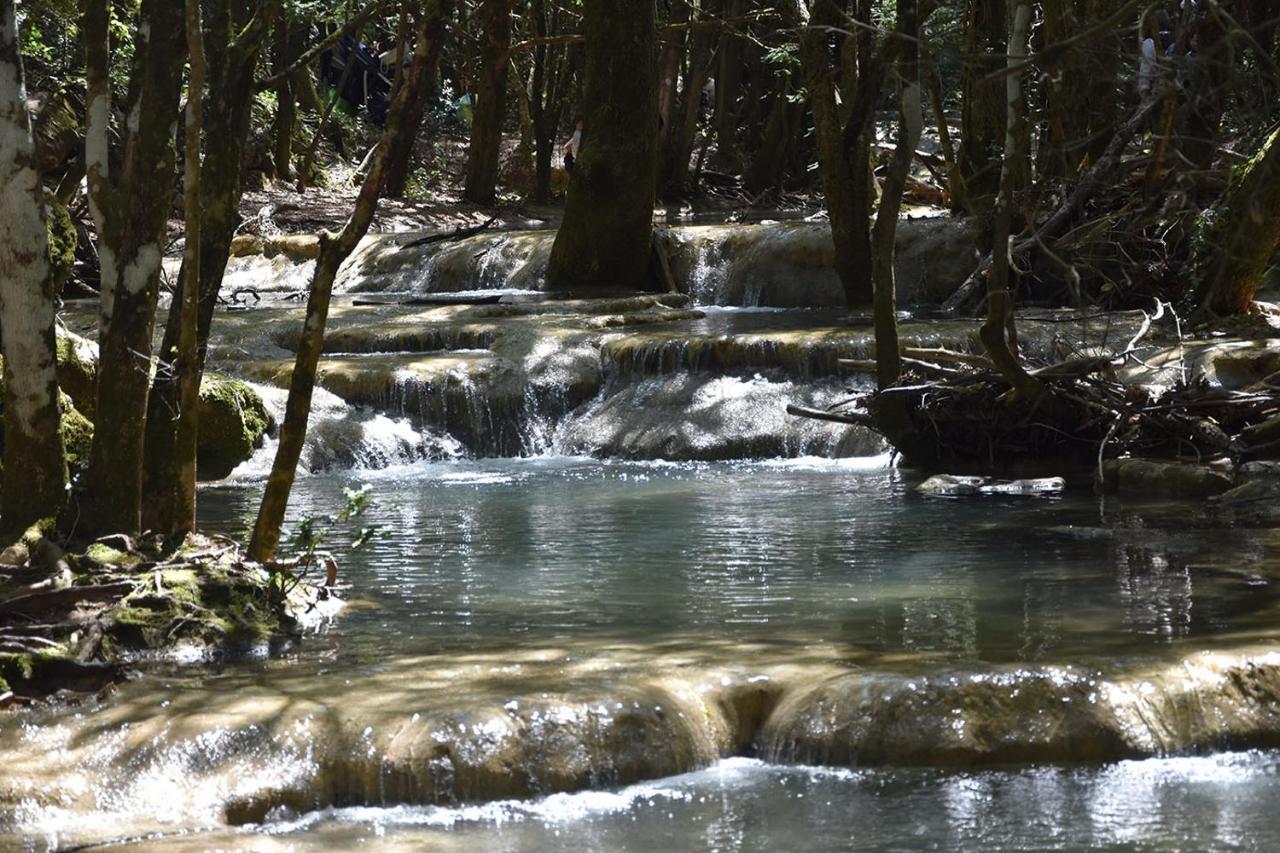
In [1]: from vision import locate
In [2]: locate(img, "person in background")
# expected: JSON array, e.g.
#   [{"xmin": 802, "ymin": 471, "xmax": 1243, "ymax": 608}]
[{"xmin": 562, "ymin": 114, "xmax": 584, "ymax": 173}]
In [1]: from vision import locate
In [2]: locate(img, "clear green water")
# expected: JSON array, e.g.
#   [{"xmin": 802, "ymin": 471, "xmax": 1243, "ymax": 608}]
[
  {"xmin": 201, "ymin": 456, "xmax": 1280, "ymax": 665},
  {"xmin": 6, "ymin": 457, "xmax": 1280, "ymax": 850}
]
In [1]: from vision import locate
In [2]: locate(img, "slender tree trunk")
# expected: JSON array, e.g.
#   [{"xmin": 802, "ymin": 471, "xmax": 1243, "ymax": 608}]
[
  {"xmin": 953, "ymin": 0, "xmax": 1006, "ymax": 217},
  {"xmin": 545, "ymin": 0, "xmax": 658, "ymax": 292},
  {"xmin": 0, "ymin": 0, "xmax": 66, "ymax": 533},
  {"xmin": 143, "ymin": 0, "xmax": 276, "ymax": 532},
  {"xmin": 383, "ymin": 0, "xmax": 452, "ymax": 197},
  {"xmin": 979, "ymin": 0, "xmax": 1041, "ymax": 398},
  {"xmin": 661, "ymin": 0, "xmax": 715, "ymax": 197},
  {"xmin": 80, "ymin": 0, "xmax": 188, "ymax": 538},
  {"xmin": 462, "ymin": 0, "xmax": 512, "ymax": 204},
  {"xmin": 146, "ymin": 0, "xmax": 207, "ymax": 537},
  {"xmin": 272, "ymin": 15, "xmax": 300, "ymax": 181},
  {"xmin": 1196, "ymin": 126, "xmax": 1280, "ymax": 316},
  {"xmin": 657, "ymin": 0, "xmax": 690, "ymax": 160},
  {"xmin": 801, "ymin": 0, "xmax": 873, "ymax": 307},
  {"xmin": 871, "ymin": 0, "xmax": 926, "ymax": 389},
  {"xmin": 249, "ymin": 15, "xmax": 434, "ymax": 563}
]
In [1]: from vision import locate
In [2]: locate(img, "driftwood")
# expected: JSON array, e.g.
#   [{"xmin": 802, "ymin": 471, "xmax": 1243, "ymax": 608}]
[
  {"xmin": 785, "ymin": 404, "xmax": 875, "ymax": 427},
  {"xmin": 400, "ymin": 216, "xmax": 498, "ymax": 250}
]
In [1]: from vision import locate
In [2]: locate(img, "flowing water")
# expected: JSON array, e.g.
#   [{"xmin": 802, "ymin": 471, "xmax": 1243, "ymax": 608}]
[
  {"xmin": 5, "ymin": 458, "xmax": 1280, "ymax": 850},
  {"xmin": 9, "ymin": 224, "xmax": 1280, "ymax": 849}
]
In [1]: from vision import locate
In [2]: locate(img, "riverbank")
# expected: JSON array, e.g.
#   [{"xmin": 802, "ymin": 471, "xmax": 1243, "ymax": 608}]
[{"xmin": 0, "ymin": 526, "xmax": 338, "ymax": 707}]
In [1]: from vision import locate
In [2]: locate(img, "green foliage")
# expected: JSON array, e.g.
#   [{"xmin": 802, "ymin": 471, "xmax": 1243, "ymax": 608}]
[{"xmin": 273, "ymin": 485, "xmax": 381, "ymax": 600}]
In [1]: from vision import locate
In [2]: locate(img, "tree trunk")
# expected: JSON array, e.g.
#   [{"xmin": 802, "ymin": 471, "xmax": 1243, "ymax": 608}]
[
  {"xmin": 383, "ymin": 0, "xmax": 452, "ymax": 198},
  {"xmin": 801, "ymin": 0, "xmax": 873, "ymax": 307},
  {"xmin": 80, "ymin": 0, "xmax": 188, "ymax": 538},
  {"xmin": 871, "ymin": 0, "xmax": 925, "ymax": 389},
  {"xmin": 979, "ymin": 0, "xmax": 1041, "ymax": 398},
  {"xmin": 143, "ymin": 0, "xmax": 275, "ymax": 533},
  {"xmin": 1196, "ymin": 126, "xmax": 1280, "ymax": 316},
  {"xmin": 712, "ymin": 0, "xmax": 746, "ymax": 170},
  {"xmin": 272, "ymin": 15, "xmax": 298, "ymax": 180},
  {"xmin": 0, "ymin": 0, "xmax": 66, "ymax": 533},
  {"xmin": 145, "ymin": 0, "xmax": 206, "ymax": 537},
  {"xmin": 660, "ymin": 0, "xmax": 715, "ymax": 197},
  {"xmin": 656, "ymin": 0, "xmax": 690, "ymax": 165},
  {"xmin": 953, "ymin": 0, "xmax": 1006, "ymax": 217},
  {"xmin": 545, "ymin": 0, "xmax": 658, "ymax": 292},
  {"xmin": 248, "ymin": 14, "xmax": 434, "ymax": 563},
  {"xmin": 462, "ymin": 0, "xmax": 512, "ymax": 205}
]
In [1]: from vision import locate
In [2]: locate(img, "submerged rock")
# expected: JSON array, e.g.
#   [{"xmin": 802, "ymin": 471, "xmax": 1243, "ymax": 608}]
[
  {"xmin": 916, "ymin": 475, "xmax": 1067, "ymax": 496},
  {"xmin": 1101, "ymin": 459, "xmax": 1234, "ymax": 498}
]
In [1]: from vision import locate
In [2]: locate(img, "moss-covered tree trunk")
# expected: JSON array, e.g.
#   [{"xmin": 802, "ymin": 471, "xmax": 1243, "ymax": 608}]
[
  {"xmin": 801, "ymin": 0, "xmax": 873, "ymax": 307},
  {"xmin": 1196, "ymin": 127, "xmax": 1280, "ymax": 316},
  {"xmin": 953, "ymin": 0, "xmax": 1006, "ymax": 217},
  {"xmin": 462, "ymin": 0, "xmax": 511, "ymax": 204},
  {"xmin": 545, "ymin": 0, "xmax": 658, "ymax": 292},
  {"xmin": 143, "ymin": 0, "xmax": 276, "ymax": 533},
  {"xmin": 80, "ymin": 0, "xmax": 187, "ymax": 538},
  {"xmin": 0, "ymin": 0, "xmax": 66, "ymax": 533},
  {"xmin": 383, "ymin": 0, "xmax": 452, "ymax": 198},
  {"xmin": 249, "ymin": 14, "xmax": 434, "ymax": 563}
]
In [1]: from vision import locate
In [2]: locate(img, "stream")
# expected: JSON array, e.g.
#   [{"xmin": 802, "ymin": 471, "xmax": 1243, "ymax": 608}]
[{"xmin": 5, "ymin": 221, "xmax": 1280, "ymax": 849}]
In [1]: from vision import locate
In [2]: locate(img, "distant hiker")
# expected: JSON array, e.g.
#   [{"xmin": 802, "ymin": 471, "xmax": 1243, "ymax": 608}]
[{"xmin": 563, "ymin": 114, "xmax": 584, "ymax": 173}]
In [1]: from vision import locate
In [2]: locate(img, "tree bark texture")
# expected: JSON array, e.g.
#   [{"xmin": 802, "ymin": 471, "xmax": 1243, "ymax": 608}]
[
  {"xmin": 80, "ymin": 0, "xmax": 187, "ymax": 538},
  {"xmin": 871, "ymin": 0, "xmax": 926, "ymax": 389},
  {"xmin": 249, "ymin": 15, "xmax": 434, "ymax": 563},
  {"xmin": 0, "ymin": 0, "xmax": 66, "ymax": 533},
  {"xmin": 1197, "ymin": 126, "xmax": 1280, "ymax": 316},
  {"xmin": 462, "ymin": 0, "xmax": 512, "ymax": 204},
  {"xmin": 979, "ymin": 0, "xmax": 1041, "ymax": 398},
  {"xmin": 143, "ymin": 0, "xmax": 276, "ymax": 532},
  {"xmin": 146, "ymin": 0, "xmax": 207, "ymax": 537},
  {"xmin": 546, "ymin": 0, "xmax": 658, "ymax": 292}
]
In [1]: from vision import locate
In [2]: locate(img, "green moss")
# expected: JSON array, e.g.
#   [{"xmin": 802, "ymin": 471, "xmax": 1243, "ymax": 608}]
[
  {"xmin": 45, "ymin": 192, "xmax": 77, "ymax": 292},
  {"xmin": 197, "ymin": 375, "xmax": 275, "ymax": 480},
  {"xmin": 60, "ymin": 396, "xmax": 94, "ymax": 480},
  {"xmin": 84, "ymin": 542, "xmax": 141, "ymax": 568},
  {"xmin": 54, "ymin": 331, "xmax": 98, "ymax": 419}
]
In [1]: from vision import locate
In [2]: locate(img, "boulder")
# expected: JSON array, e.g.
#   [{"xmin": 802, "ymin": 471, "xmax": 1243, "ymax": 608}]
[
  {"xmin": 1101, "ymin": 458, "xmax": 1234, "ymax": 499},
  {"xmin": 197, "ymin": 375, "xmax": 276, "ymax": 480}
]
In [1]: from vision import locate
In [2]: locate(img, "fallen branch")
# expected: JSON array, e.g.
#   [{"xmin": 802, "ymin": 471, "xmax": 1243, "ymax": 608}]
[
  {"xmin": 0, "ymin": 581, "xmax": 135, "ymax": 615},
  {"xmin": 786, "ymin": 404, "xmax": 876, "ymax": 427}
]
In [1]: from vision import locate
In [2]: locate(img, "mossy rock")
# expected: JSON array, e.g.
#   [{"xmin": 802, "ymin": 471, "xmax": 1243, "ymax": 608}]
[
  {"xmin": 1101, "ymin": 458, "xmax": 1234, "ymax": 499},
  {"xmin": 60, "ymin": 393, "xmax": 93, "ymax": 479},
  {"xmin": 54, "ymin": 329, "xmax": 98, "ymax": 419},
  {"xmin": 197, "ymin": 375, "xmax": 275, "ymax": 480}
]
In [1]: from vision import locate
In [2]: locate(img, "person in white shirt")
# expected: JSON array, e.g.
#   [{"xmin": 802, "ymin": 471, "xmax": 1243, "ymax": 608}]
[{"xmin": 562, "ymin": 114, "xmax": 584, "ymax": 173}]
